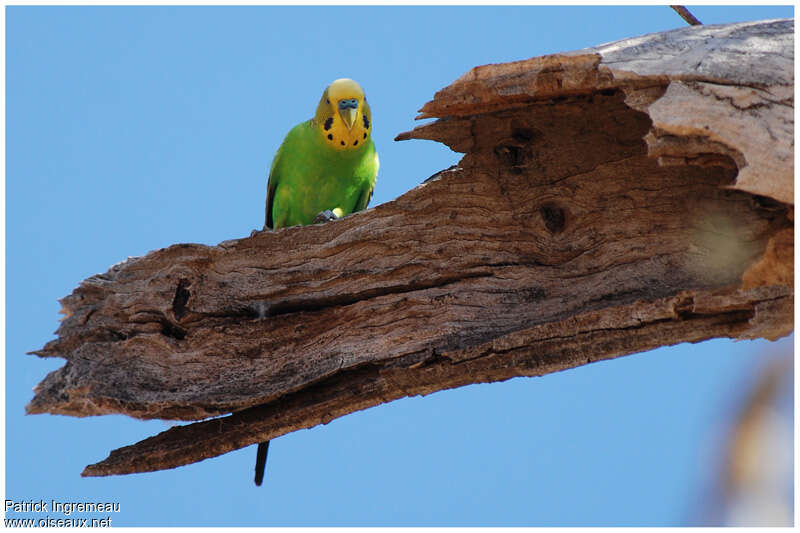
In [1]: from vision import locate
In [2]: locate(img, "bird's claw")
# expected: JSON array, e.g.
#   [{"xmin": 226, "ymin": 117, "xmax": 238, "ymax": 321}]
[{"xmin": 313, "ymin": 210, "xmax": 339, "ymax": 224}]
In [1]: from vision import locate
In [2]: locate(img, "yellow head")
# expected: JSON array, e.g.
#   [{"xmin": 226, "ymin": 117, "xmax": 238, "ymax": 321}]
[{"xmin": 314, "ymin": 78, "xmax": 372, "ymax": 151}]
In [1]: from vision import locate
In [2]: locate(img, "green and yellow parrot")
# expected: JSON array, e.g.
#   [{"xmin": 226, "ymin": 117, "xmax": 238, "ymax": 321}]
[
  {"xmin": 264, "ymin": 78, "xmax": 379, "ymax": 229},
  {"xmin": 254, "ymin": 78, "xmax": 379, "ymax": 486}
]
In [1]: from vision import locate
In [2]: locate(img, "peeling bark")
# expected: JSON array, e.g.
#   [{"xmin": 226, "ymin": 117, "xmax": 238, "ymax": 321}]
[{"xmin": 29, "ymin": 19, "xmax": 793, "ymax": 477}]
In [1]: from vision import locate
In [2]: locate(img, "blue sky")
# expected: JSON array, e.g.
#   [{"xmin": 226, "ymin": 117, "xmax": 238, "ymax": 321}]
[{"xmin": 6, "ymin": 5, "xmax": 794, "ymax": 526}]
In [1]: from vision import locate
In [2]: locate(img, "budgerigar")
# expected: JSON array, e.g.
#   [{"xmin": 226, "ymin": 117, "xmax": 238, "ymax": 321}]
[
  {"xmin": 255, "ymin": 78, "xmax": 379, "ymax": 486},
  {"xmin": 264, "ymin": 78, "xmax": 379, "ymax": 229}
]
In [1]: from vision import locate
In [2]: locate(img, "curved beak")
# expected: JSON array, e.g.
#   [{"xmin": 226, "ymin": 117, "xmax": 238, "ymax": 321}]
[
  {"xmin": 338, "ymin": 99, "xmax": 359, "ymax": 130},
  {"xmin": 340, "ymin": 108, "xmax": 357, "ymax": 130}
]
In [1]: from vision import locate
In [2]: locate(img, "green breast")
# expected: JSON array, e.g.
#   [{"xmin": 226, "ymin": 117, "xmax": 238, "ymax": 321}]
[{"xmin": 268, "ymin": 120, "xmax": 378, "ymax": 228}]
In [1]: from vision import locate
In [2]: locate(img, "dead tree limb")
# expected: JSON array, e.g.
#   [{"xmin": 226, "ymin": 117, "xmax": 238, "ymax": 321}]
[
  {"xmin": 670, "ymin": 6, "xmax": 703, "ymax": 26},
  {"xmin": 29, "ymin": 19, "xmax": 793, "ymax": 477}
]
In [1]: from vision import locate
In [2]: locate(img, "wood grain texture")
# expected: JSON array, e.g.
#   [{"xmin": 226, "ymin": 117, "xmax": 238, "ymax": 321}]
[{"xmin": 29, "ymin": 19, "xmax": 793, "ymax": 477}]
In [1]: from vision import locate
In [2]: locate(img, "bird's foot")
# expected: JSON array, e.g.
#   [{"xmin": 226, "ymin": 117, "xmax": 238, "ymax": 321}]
[{"xmin": 313, "ymin": 210, "xmax": 340, "ymax": 224}]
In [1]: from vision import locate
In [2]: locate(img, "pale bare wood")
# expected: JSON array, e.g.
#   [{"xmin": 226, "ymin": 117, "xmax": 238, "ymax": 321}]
[{"xmin": 28, "ymin": 19, "xmax": 793, "ymax": 478}]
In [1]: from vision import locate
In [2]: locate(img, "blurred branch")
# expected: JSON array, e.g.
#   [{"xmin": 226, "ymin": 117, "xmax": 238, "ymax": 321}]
[
  {"xmin": 29, "ymin": 19, "xmax": 793, "ymax": 478},
  {"xmin": 721, "ymin": 354, "xmax": 793, "ymax": 525},
  {"xmin": 671, "ymin": 5, "xmax": 703, "ymax": 26}
]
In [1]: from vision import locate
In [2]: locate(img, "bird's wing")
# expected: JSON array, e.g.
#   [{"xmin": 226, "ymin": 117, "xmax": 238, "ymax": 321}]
[
  {"xmin": 265, "ymin": 122, "xmax": 308, "ymax": 229},
  {"xmin": 354, "ymin": 183, "xmax": 374, "ymax": 212},
  {"xmin": 354, "ymin": 143, "xmax": 379, "ymax": 212},
  {"xmin": 264, "ymin": 147, "xmax": 283, "ymax": 230}
]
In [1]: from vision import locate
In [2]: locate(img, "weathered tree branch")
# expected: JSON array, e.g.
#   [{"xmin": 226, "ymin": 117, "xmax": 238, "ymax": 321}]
[{"xmin": 29, "ymin": 19, "xmax": 793, "ymax": 477}]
